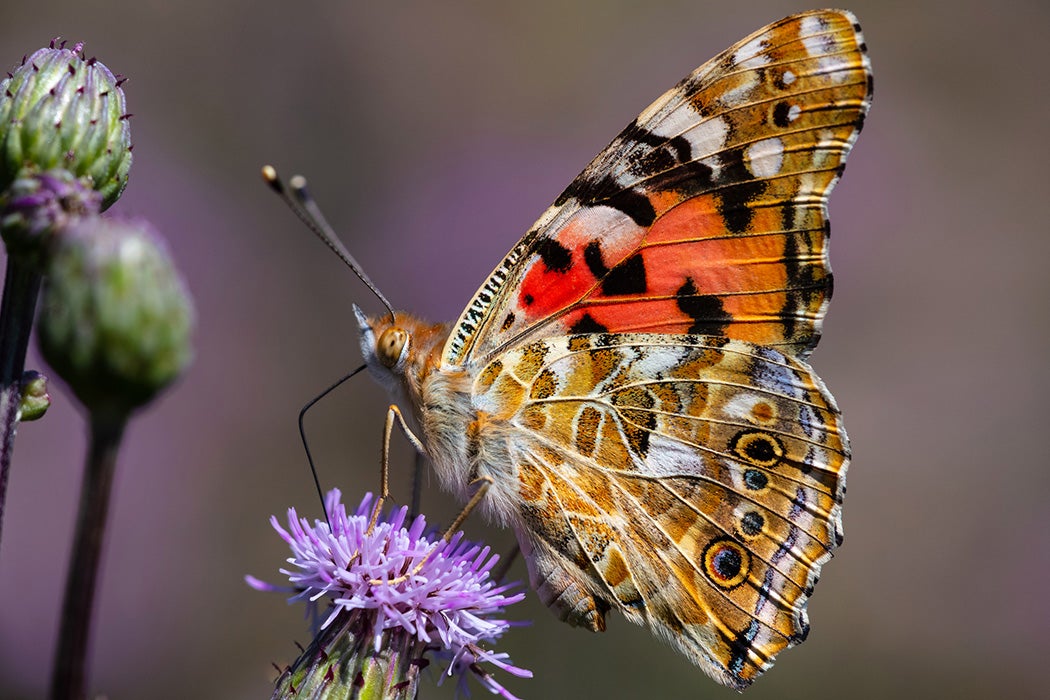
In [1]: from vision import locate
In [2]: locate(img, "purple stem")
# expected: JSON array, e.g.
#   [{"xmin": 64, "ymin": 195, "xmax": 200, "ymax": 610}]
[
  {"xmin": 0, "ymin": 254, "xmax": 42, "ymax": 552},
  {"xmin": 49, "ymin": 414, "xmax": 126, "ymax": 700}
]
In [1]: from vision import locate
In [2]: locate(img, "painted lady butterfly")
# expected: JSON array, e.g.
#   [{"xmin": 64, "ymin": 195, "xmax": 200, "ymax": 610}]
[{"xmin": 354, "ymin": 9, "xmax": 870, "ymax": 689}]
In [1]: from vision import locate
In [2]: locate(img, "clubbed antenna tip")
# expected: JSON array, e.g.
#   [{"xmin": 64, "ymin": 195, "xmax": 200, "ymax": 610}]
[{"xmin": 260, "ymin": 164, "xmax": 396, "ymax": 324}]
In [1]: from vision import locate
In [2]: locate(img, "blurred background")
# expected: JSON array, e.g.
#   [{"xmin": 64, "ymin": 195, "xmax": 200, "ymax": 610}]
[{"xmin": 0, "ymin": 0, "xmax": 1046, "ymax": 698}]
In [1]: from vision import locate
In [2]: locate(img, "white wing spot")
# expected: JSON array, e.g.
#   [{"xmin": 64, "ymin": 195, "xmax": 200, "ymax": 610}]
[
  {"xmin": 802, "ymin": 30, "xmax": 835, "ymax": 60},
  {"xmin": 782, "ymin": 70, "xmax": 797, "ymax": 85},
  {"xmin": 745, "ymin": 137, "xmax": 785, "ymax": 178},
  {"xmin": 645, "ymin": 433, "xmax": 706, "ymax": 477},
  {"xmin": 632, "ymin": 346, "xmax": 691, "ymax": 378},
  {"xmin": 821, "ymin": 54, "xmax": 854, "ymax": 83},
  {"xmin": 649, "ymin": 101, "xmax": 703, "ymax": 140},
  {"xmin": 799, "ymin": 16, "xmax": 854, "ymax": 84},
  {"xmin": 569, "ymin": 205, "xmax": 645, "ymax": 258},
  {"xmin": 800, "ymin": 14, "xmax": 831, "ymax": 46},
  {"xmin": 650, "ymin": 106, "xmax": 731, "ymax": 162},
  {"xmin": 733, "ymin": 36, "xmax": 769, "ymax": 66},
  {"xmin": 787, "ymin": 104, "xmax": 801, "ymax": 122},
  {"xmin": 680, "ymin": 116, "xmax": 730, "ymax": 159}
]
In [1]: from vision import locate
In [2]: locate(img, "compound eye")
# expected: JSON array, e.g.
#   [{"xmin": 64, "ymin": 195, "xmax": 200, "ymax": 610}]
[{"xmin": 377, "ymin": 328, "xmax": 408, "ymax": 368}]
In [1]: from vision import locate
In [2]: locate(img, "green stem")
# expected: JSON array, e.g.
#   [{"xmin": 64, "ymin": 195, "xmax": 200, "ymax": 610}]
[
  {"xmin": 0, "ymin": 254, "xmax": 42, "ymax": 552},
  {"xmin": 49, "ymin": 413, "xmax": 127, "ymax": 700}
]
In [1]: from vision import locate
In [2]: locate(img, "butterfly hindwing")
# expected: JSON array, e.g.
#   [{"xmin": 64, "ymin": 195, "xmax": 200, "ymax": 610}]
[
  {"xmin": 474, "ymin": 332, "xmax": 849, "ymax": 688},
  {"xmin": 444, "ymin": 9, "xmax": 871, "ymax": 366}
]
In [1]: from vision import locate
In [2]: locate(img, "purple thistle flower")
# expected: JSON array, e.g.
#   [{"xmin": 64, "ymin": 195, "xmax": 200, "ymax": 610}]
[{"xmin": 249, "ymin": 490, "xmax": 531, "ymax": 699}]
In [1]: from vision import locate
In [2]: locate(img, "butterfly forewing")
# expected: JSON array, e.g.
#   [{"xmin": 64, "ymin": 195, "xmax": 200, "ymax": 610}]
[{"xmin": 443, "ymin": 10, "xmax": 871, "ymax": 366}]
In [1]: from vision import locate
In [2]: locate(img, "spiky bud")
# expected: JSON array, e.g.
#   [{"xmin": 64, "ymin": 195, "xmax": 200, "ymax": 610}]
[
  {"xmin": 37, "ymin": 217, "xmax": 193, "ymax": 419},
  {"xmin": 0, "ymin": 40, "xmax": 132, "ymax": 210}
]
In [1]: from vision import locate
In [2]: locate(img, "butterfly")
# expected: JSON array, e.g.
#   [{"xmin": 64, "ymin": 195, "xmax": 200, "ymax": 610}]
[{"xmin": 353, "ymin": 9, "xmax": 870, "ymax": 689}]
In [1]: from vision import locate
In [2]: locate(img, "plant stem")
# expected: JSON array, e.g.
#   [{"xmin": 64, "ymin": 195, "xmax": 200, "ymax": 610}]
[
  {"xmin": 50, "ymin": 413, "xmax": 127, "ymax": 700},
  {"xmin": 0, "ymin": 254, "xmax": 42, "ymax": 552}
]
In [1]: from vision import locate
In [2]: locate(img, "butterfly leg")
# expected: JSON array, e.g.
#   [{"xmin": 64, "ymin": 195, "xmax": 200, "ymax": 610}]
[
  {"xmin": 438, "ymin": 476, "xmax": 492, "ymax": 541},
  {"xmin": 368, "ymin": 403, "xmax": 428, "ymax": 532}
]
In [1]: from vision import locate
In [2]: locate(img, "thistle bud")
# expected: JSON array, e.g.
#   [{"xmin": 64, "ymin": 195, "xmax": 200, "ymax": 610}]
[
  {"xmin": 0, "ymin": 169, "xmax": 101, "ymax": 261},
  {"xmin": 18, "ymin": 370, "xmax": 49, "ymax": 421},
  {"xmin": 0, "ymin": 40, "xmax": 132, "ymax": 209},
  {"xmin": 37, "ymin": 217, "xmax": 193, "ymax": 419}
]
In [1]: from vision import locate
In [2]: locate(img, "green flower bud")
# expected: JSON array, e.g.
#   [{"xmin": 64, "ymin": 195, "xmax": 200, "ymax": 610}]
[
  {"xmin": 37, "ymin": 217, "xmax": 193, "ymax": 419},
  {"xmin": 18, "ymin": 370, "xmax": 50, "ymax": 421},
  {"xmin": 0, "ymin": 40, "xmax": 132, "ymax": 209}
]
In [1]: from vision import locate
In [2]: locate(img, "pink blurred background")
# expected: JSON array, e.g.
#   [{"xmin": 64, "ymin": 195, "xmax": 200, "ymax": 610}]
[{"xmin": 1, "ymin": 1, "xmax": 1047, "ymax": 698}]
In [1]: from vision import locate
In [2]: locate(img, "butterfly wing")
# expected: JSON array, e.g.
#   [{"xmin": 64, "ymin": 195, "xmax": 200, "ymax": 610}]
[
  {"xmin": 474, "ymin": 333, "xmax": 849, "ymax": 688},
  {"xmin": 443, "ymin": 9, "xmax": 871, "ymax": 366}
]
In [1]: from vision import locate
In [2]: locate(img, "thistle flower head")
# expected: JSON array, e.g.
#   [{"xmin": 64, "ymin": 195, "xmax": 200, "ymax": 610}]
[
  {"xmin": 0, "ymin": 39, "xmax": 132, "ymax": 209},
  {"xmin": 249, "ymin": 490, "xmax": 531, "ymax": 699}
]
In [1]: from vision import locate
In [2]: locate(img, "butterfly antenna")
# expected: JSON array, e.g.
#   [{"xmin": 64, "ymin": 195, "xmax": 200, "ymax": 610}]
[
  {"xmin": 262, "ymin": 165, "xmax": 397, "ymax": 324},
  {"xmin": 298, "ymin": 364, "xmax": 369, "ymax": 525}
]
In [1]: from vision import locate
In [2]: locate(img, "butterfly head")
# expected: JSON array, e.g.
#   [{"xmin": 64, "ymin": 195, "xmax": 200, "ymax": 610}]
[
  {"xmin": 354, "ymin": 304, "xmax": 449, "ymax": 398},
  {"xmin": 355, "ymin": 303, "xmax": 408, "ymax": 382}
]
